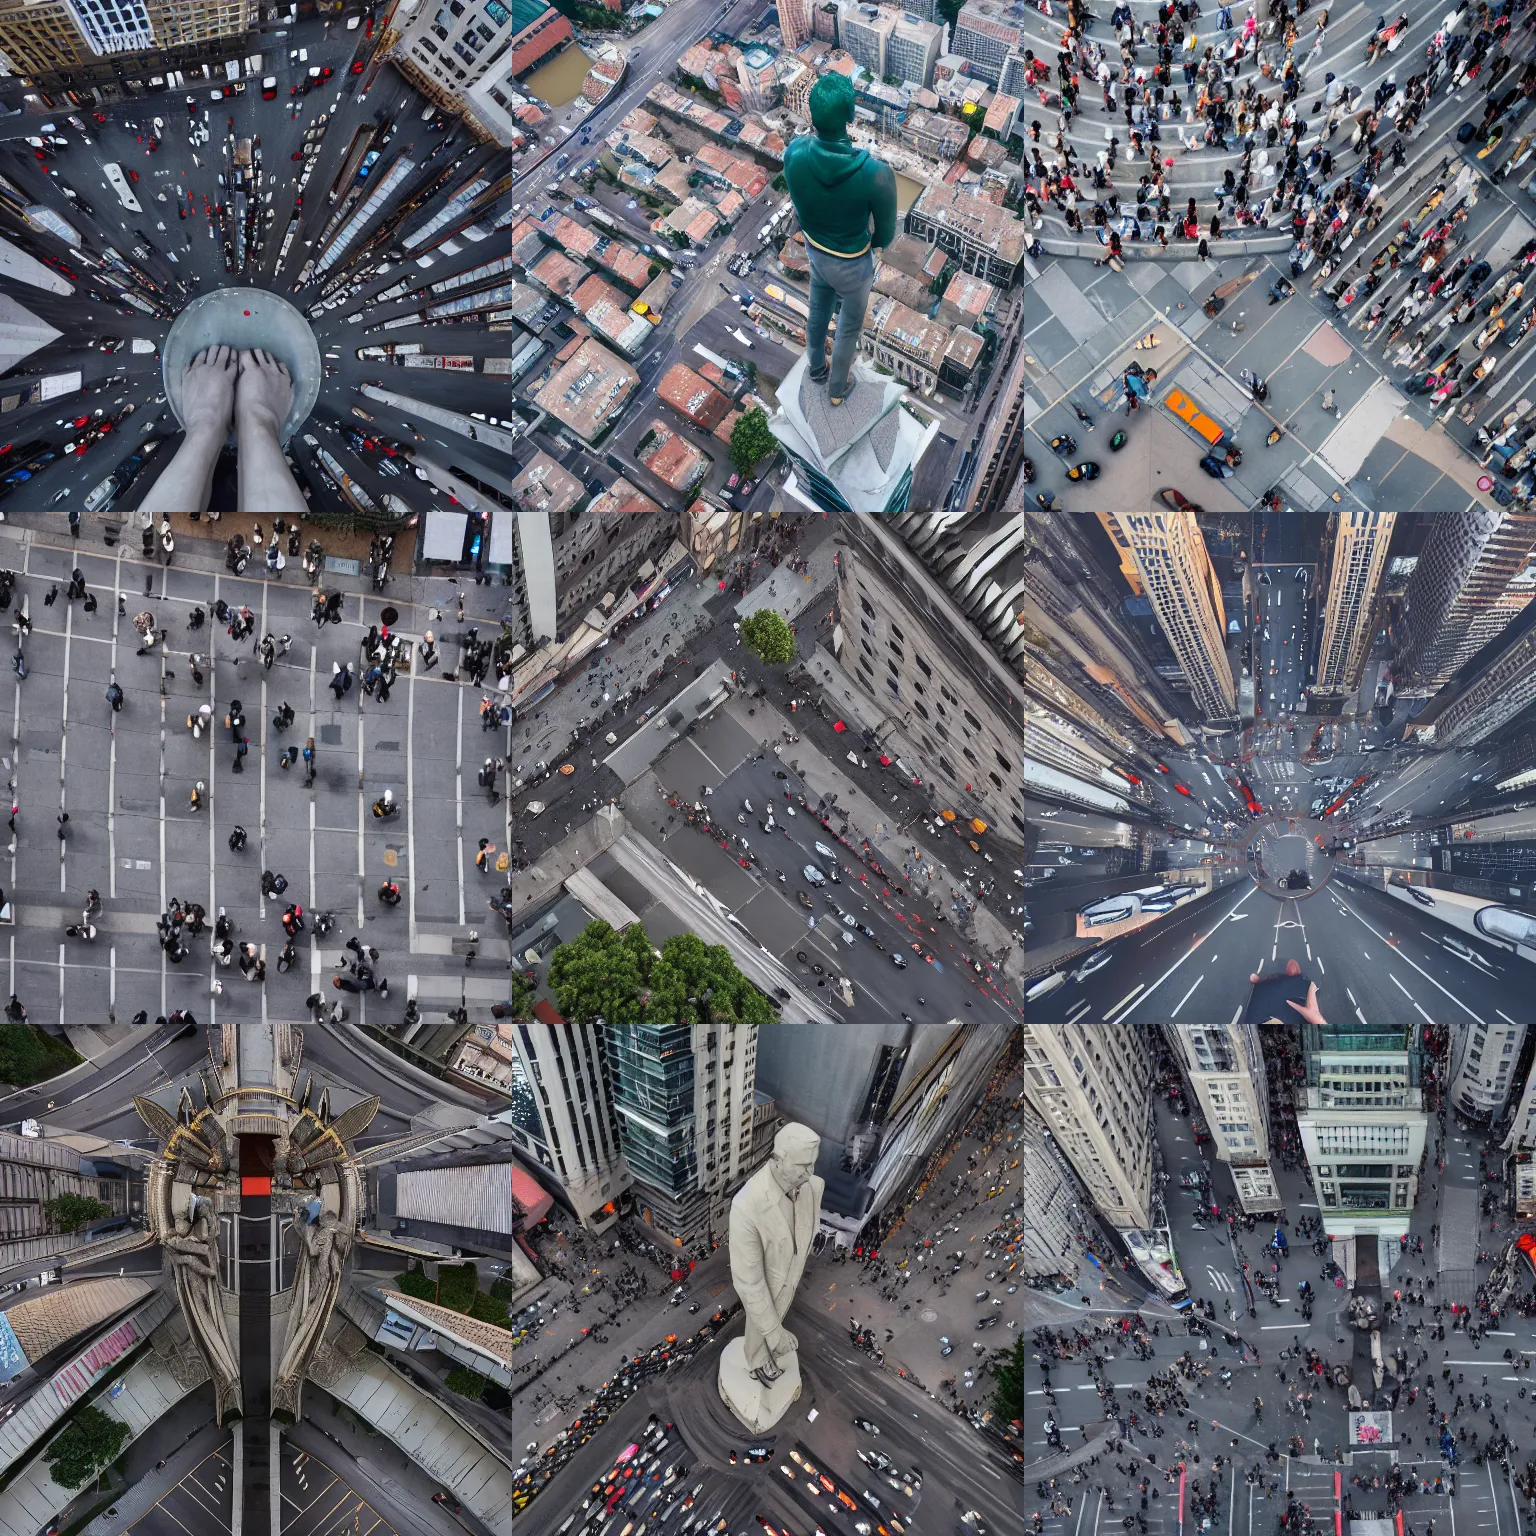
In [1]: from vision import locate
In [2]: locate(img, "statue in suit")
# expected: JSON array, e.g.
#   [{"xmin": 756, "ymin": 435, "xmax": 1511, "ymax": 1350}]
[{"xmin": 728, "ymin": 1123, "xmax": 824, "ymax": 1387}]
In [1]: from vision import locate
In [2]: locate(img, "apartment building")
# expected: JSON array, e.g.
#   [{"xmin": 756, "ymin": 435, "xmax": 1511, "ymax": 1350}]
[
  {"xmin": 1447, "ymin": 1022, "xmax": 1528, "ymax": 1124},
  {"xmin": 948, "ymin": 2, "xmax": 1022, "ymax": 84},
  {"xmin": 904, "ymin": 180, "xmax": 1029, "ymax": 286},
  {"xmin": 1314, "ymin": 510, "xmax": 1398, "ymax": 700}
]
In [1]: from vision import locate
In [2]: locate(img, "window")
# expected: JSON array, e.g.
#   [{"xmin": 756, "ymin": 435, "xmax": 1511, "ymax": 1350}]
[
  {"xmin": 915, "ymin": 657, "xmax": 931, "ymax": 679},
  {"xmin": 996, "ymin": 749, "xmax": 1012, "ymax": 771},
  {"xmin": 964, "ymin": 709, "xmax": 981, "ymax": 732},
  {"xmin": 914, "ymin": 700, "xmax": 929, "ymax": 720},
  {"xmin": 860, "ymin": 596, "xmax": 875, "ymax": 619}
]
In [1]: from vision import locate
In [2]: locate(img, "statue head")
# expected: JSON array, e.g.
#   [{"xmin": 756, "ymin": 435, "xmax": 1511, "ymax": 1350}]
[
  {"xmin": 769, "ymin": 1123, "xmax": 820, "ymax": 1196},
  {"xmin": 809, "ymin": 74, "xmax": 855, "ymax": 141}
]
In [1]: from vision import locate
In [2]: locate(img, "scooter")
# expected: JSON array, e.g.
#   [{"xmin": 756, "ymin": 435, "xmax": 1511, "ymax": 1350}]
[
  {"xmin": 1049, "ymin": 434, "xmax": 1077, "ymax": 455},
  {"xmin": 312, "ymin": 911, "xmax": 336, "ymax": 936},
  {"xmin": 1066, "ymin": 461, "xmax": 1101, "ymax": 480},
  {"xmin": 65, "ymin": 921, "xmax": 96, "ymax": 940}
]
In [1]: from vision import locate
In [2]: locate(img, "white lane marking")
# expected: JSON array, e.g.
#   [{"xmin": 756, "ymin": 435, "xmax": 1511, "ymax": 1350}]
[
  {"xmin": 1174, "ymin": 974, "xmax": 1204, "ymax": 1015},
  {"xmin": 1332, "ymin": 887, "xmax": 1487, "ymax": 1025},
  {"xmin": 1103, "ymin": 983, "xmax": 1145, "ymax": 1023},
  {"xmin": 1315, "ymin": 955, "xmax": 1325, "ymax": 974}
]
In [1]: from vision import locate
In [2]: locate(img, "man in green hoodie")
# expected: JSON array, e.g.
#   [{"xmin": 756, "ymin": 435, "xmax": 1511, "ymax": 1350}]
[{"xmin": 782, "ymin": 74, "xmax": 897, "ymax": 407}]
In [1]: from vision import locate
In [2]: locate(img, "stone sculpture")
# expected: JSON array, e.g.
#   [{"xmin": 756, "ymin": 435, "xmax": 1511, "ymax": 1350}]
[
  {"xmin": 164, "ymin": 1202, "xmax": 240, "ymax": 1420},
  {"xmin": 719, "ymin": 1123, "xmax": 824, "ymax": 1432},
  {"xmin": 274, "ymin": 1208, "xmax": 351, "ymax": 1418}
]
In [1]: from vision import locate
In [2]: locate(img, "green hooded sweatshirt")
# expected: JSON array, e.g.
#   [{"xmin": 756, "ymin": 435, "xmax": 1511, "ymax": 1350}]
[{"xmin": 783, "ymin": 79, "xmax": 898, "ymax": 259}]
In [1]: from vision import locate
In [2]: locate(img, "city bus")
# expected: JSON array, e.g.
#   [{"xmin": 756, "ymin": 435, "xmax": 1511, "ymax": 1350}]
[
  {"xmin": 101, "ymin": 164, "xmax": 141, "ymax": 212},
  {"xmin": 1384, "ymin": 879, "xmax": 1536, "ymax": 961}
]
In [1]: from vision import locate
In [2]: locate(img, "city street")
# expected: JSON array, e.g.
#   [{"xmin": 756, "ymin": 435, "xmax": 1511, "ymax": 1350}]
[{"xmin": 0, "ymin": 523, "xmax": 527, "ymax": 1031}]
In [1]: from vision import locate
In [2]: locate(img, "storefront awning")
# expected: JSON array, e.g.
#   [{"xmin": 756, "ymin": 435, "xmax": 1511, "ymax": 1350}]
[{"xmin": 422, "ymin": 509, "xmax": 468, "ymax": 563}]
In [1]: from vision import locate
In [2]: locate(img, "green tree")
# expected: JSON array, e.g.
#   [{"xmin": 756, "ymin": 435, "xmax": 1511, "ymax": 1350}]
[
  {"xmin": 470, "ymin": 1290, "xmax": 512, "ymax": 1329},
  {"xmin": 547, "ymin": 920, "xmax": 653, "ymax": 1025},
  {"xmin": 394, "ymin": 1265, "xmax": 437, "ymax": 1304},
  {"xmin": 437, "ymin": 1262, "xmax": 479, "ymax": 1314},
  {"xmin": 771, "ymin": 172, "xmax": 787, "ymax": 192},
  {"xmin": 990, "ymin": 1334, "xmax": 1025, "ymax": 1427},
  {"xmin": 935, "ymin": 0, "xmax": 964, "ymax": 26},
  {"xmin": 651, "ymin": 934, "xmax": 775, "ymax": 1025},
  {"xmin": 44, "ymin": 1194, "xmax": 110, "ymax": 1234},
  {"xmin": 508, "ymin": 971, "xmax": 537, "ymax": 1021},
  {"xmin": 444, "ymin": 1367, "xmax": 489, "ymax": 1400},
  {"xmin": 739, "ymin": 609, "xmax": 797, "ymax": 668},
  {"xmin": 0, "ymin": 1024, "xmax": 82, "ymax": 1087},
  {"xmin": 729, "ymin": 407, "xmax": 777, "ymax": 476},
  {"xmin": 44, "ymin": 1404, "xmax": 129, "ymax": 1490}
]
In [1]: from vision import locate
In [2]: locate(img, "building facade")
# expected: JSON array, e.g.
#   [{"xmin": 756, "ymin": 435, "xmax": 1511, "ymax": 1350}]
[
  {"xmin": 1447, "ymin": 1021, "xmax": 1528, "ymax": 1124},
  {"xmin": 1425, "ymin": 607, "xmax": 1536, "ymax": 748},
  {"xmin": 502, "ymin": 1001, "xmax": 633, "ymax": 1233},
  {"xmin": 1400, "ymin": 509, "xmax": 1536, "ymax": 690},
  {"xmin": 948, "ymin": 3, "xmax": 1021, "ymax": 84},
  {"xmin": 605, "ymin": 1023, "xmax": 758, "ymax": 1248},
  {"xmin": 1018, "ymin": 1022, "xmax": 1155, "ymax": 1230},
  {"xmin": 388, "ymin": 0, "xmax": 529, "ymax": 121},
  {"xmin": 1292, "ymin": 1024, "xmax": 1429, "ymax": 1244},
  {"xmin": 887, "ymin": 11, "xmax": 942, "ymax": 86},
  {"xmin": 778, "ymin": 0, "xmax": 815, "ymax": 50},
  {"xmin": 1314, "ymin": 509, "xmax": 1397, "ymax": 700},
  {"xmin": 836, "ymin": 1, "xmax": 894, "ymax": 78},
  {"xmin": 1019, "ymin": 1103, "xmax": 1082, "ymax": 1281},
  {"xmin": 904, "ymin": 181, "xmax": 1028, "ymax": 286},
  {"xmin": 1163, "ymin": 1025, "xmax": 1272, "ymax": 1164},
  {"xmin": 1107, "ymin": 511, "xmax": 1237, "ymax": 726}
]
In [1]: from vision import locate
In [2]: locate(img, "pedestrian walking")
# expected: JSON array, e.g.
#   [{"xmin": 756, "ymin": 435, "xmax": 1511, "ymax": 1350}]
[
  {"xmin": 377, "ymin": 880, "xmax": 401, "ymax": 906},
  {"xmin": 133, "ymin": 611, "xmax": 155, "ymax": 654},
  {"xmin": 232, "ymin": 736, "xmax": 248, "ymax": 773},
  {"xmin": 279, "ymin": 746, "xmax": 298, "ymax": 770},
  {"xmin": 228, "ymin": 825, "xmax": 247, "ymax": 852},
  {"xmin": 330, "ymin": 662, "xmax": 352, "ymax": 698},
  {"xmin": 56, "ymin": 812, "xmax": 68, "ymax": 841},
  {"xmin": 419, "ymin": 631, "xmax": 439, "ymax": 672},
  {"xmin": 475, "ymin": 838, "xmax": 495, "ymax": 874},
  {"xmin": 302, "ymin": 737, "xmax": 316, "ymax": 784},
  {"xmin": 160, "ymin": 520, "xmax": 175, "ymax": 567},
  {"xmin": 186, "ymin": 703, "xmax": 212, "ymax": 737},
  {"xmin": 189, "ymin": 781, "xmax": 205, "ymax": 813},
  {"xmin": 273, "ymin": 701, "xmax": 295, "ymax": 731}
]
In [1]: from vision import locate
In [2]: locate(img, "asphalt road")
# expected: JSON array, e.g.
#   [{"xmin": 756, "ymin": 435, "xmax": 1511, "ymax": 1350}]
[{"xmin": 0, "ymin": 9, "xmax": 505, "ymax": 516}]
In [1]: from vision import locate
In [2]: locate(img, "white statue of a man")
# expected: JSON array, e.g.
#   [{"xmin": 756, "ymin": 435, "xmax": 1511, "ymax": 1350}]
[{"xmin": 728, "ymin": 1123, "xmax": 824, "ymax": 1386}]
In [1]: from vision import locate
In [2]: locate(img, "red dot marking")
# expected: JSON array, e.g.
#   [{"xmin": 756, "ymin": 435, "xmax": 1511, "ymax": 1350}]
[{"xmin": 243, "ymin": 310, "xmax": 251, "ymax": 316}]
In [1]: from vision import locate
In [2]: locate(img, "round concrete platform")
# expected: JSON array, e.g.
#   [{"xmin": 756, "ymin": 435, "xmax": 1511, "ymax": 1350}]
[
  {"xmin": 1246, "ymin": 815, "xmax": 1337, "ymax": 899},
  {"xmin": 162, "ymin": 287, "xmax": 320, "ymax": 446}
]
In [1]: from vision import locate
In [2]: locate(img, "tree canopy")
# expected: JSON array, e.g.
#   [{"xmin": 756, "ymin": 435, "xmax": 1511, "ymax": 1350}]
[
  {"xmin": 45, "ymin": 1194, "xmax": 110, "ymax": 1234},
  {"xmin": 729, "ymin": 407, "xmax": 777, "ymax": 475},
  {"xmin": 45, "ymin": 1404, "xmax": 129, "ymax": 1489},
  {"xmin": 739, "ymin": 609, "xmax": 797, "ymax": 667},
  {"xmin": 547, "ymin": 920, "xmax": 773, "ymax": 1025}
]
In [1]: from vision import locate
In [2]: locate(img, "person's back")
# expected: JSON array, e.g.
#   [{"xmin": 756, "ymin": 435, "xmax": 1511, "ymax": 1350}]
[{"xmin": 782, "ymin": 74, "xmax": 897, "ymax": 406}]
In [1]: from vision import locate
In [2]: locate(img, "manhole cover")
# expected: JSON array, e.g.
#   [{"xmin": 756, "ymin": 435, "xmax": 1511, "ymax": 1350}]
[
  {"xmin": 319, "ymin": 724, "xmax": 343, "ymax": 745},
  {"xmin": 919, "ymin": 1309, "xmax": 937, "ymax": 1322}
]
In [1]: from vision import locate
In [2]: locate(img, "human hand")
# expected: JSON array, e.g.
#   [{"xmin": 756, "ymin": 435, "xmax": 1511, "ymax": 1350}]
[
  {"xmin": 763, "ymin": 1324, "xmax": 799, "ymax": 1360},
  {"xmin": 181, "ymin": 345, "xmax": 237, "ymax": 439},
  {"xmin": 235, "ymin": 348, "xmax": 293, "ymax": 434},
  {"xmin": 1286, "ymin": 982, "xmax": 1327, "ymax": 1026}
]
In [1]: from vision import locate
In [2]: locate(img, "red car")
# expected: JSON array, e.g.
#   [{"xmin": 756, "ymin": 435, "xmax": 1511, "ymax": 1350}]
[
  {"xmin": 365, "ymin": 16, "xmax": 374, "ymax": 36},
  {"xmin": 1174, "ymin": 783, "xmax": 1192, "ymax": 796},
  {"xmin": 319, "ymin": 65, "xmax": 334, "ymax": 79},
  {"xmin": 291, "ymin": 151, "xmax": 303, "ymax": 160},
  {"xmin": 262, "ymin": 84, "xmax": 277, "ymax": 100},
  {"xmin": 126, "ymin": 168, "xmax": 138, "ymax": 182},
  {"xmin": 351, "ymin": 60, "xmax": 365, "ymax": 73}
]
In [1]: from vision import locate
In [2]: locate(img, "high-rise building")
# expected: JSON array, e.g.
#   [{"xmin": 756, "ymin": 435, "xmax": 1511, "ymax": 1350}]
[
  {"xmin": 1163, "ymin": 1026, "xmax": 1272, "ymax": 1164},
  {"xmin": 1017, "ymin": 1023, "xmax": 1155, "ymax": 1229},
  {"xmin": 1106, "ymin": 512, "xmax": 1237, "ymax": 726},
  {"xmin": 1420, "ymin": 602, "xmax": 1536, "ymax": 748},
  {"xmin": 605, "ymin": 1023, "xmax": 758, "ymax": 1248},
  {"xmin": 0, "ymin": 0, "xmax": 254, "ymax": 85},
  {"xmin": 386, "ymin": 0, "xmax": 524, "ymax": 120},
  {"xmin": 836, "ymin": 1, "xmax": 895, "ymax": 78},
  {"xmin": 779, "ymin": 0, "xmax": 815, "ymax": 49},
  {"xmin": 1292, "ymin": 1024, "xmax": 1429, "ymax": 1245},
  {"xmin": 503, "ymin": 1000, "xmax": 632, "ymax": 1233},
  {"xmin": 1400, "ymin": 509, "xmax": 1536, "ymax": 690},
  {"xmin": 1447, "ymin": 1022, "xmax": 1528, "ymax": 1123},
  {"xmin": 833, "ymin": 513, "xmax": 1033, "ymax": 843},
  {"xmin": 752, "ymin": 1024, "xmax": 1011, "ymax": 1243},
  {"xmin": 1019, "ymin": 1103, "xmax": 1082, "ymax": 1281},
  {"xmin": 1314, "ymin": 510, "xmax": 1397, "ymax": 699},
  {"xmin": 1501, "ymin": 1040, "xmax": 1536, "ymax": 1214},
  {"xmin": 887, "ymin": 11, "xmax": 943, "ymax": 87},
  {"xmin": 948, "ymin": 3, "xmax": 1021, "ymax": 84}
]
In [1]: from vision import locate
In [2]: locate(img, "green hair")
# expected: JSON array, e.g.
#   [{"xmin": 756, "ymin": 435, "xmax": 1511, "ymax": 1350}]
[{"xmin": 809, "ymin": 73, "xmax": 855, "ymax": 137}]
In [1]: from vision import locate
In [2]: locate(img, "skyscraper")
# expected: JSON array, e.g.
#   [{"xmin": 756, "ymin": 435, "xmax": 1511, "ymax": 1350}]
[
  {"xmin": 1447, "ymin": 1022, "xmax": 1527, "ymax": 1123},
  {"xmin": 606, "ymin": 1022, "xmax": 757, "ymax": 1247},
  {"xmin": 1017, "ymin": 1023, "xmax": 1155, "ymax": 1229},
  {"xmin": 1019, "ymin": 1103, "xmax": 1082, "ymax": 1281},
  {"xmin": 836, "ymin": 1, "xmax": 895, "ymax": 78},
  {"xmin": 1107, "ymin": 512, "xmax": 1237, "ymax": 725},
  {"xmin": 1291, "ymin": 1023, "xmax": 1429, "ymax": 1246},
  {"xmin": 779, "ymin": 0, "xmax": 815, "ymax": 49},
  {"xmin": 1400, "ymin": 509, "xmax": 1536, "ymax": 689},
  {"xmin": 1314, "ymin": 509, "xmax": 1397, "ymax": 699},
  {"xmin": 1421, "ymin": 603, "xmax": 1536, "ymax": 747},
  {"xmin": 503, "ymin": 1000, "xmax": 632, "ymax": 1233},
  {"xmin": 1163, "ymin": 1025, "xmax": 1272, "ymax": 1166}
]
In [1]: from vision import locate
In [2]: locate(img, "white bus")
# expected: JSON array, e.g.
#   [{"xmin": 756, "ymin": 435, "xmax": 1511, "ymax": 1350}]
[{"xmin": 101, "ymin": 164, "xmax": 141, "ymax": 212}]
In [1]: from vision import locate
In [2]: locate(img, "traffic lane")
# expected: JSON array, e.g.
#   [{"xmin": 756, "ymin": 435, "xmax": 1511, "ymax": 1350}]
[{"xmin": 0, "ymin": 1027, "xmax": 207, "ymax": 1127}]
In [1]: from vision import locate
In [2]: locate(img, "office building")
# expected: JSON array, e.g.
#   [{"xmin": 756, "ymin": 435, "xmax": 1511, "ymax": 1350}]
[
  {"xmin": 948, "ymin": 2, "xmax": 1021, "ymax": 84},
  {"xmin": 1292, "ymin": 1024, "xmax": 1429, "ymax": 1244},
  {"xmin": 1400, "ymin": 509, "xmax": 1536, "ymax": 690},
  {"xmin": 1502, "ymin": 1046, "xmax": 1536, "ymax": 1214},
  {"xmin": 1447, "ymin": 1022, "xmax": 1528, "ymax": 1124},
  {"xmin": 752, "ymin": 1024, "xmax": 1011, "ymax": 1242},
  {"xmin": 381, "ymin": 1154, "xmax": 517, "ymax": 1257},
  {"xmin": 1018, "ymin": 1023, "xmax": 1155, "ymax": 1230},
  {"xmin": 833, "ymin": 512, "xmax": 1032, "ymax": 840},
  {"xmin": 1019, "ymin": 1104, "xmax": 1081, "ymax": 1281},
  {"xmin": 387, "ymin": 0, "xmax": 526, "ymax": 119},
  {"xmin": 502, "ymin": 1000, "xmax": 633, "ymax": 1233},
  {"xmin": 605, "ymin": 1023, "xmax": 758, "ymax": 1248},
  {"xmin": 0, "ymin": 0, "xmax": 255, "ymax": 84},
  {"xmin": 887, "ymin": 11, "xmax": 943, "ymax": 87},
  {"xmin": 1314, "ymin": 510, "xmax": 1398, "ymax": 700},
  {"xmin": 1105, "ymin": 512, "xmax": 1237, "ymax": 726},
  {"xmin": 1421, "ymin": 602, "xmax": 1536, "ymax": 748},
  {"xmin": 0, "ymin": 1129, "xmax": 132, "ymax": 1271},
  {"xmin": 904, "ymin": 180, "xmax": 1029, "ymax": 286},
  {"xmin": 778, "ymin": 0, "xmax": 815, "ymax": 50},
  {"xmin": 836, "ymin": 1, "xmax": 895, "ymax": 79}
]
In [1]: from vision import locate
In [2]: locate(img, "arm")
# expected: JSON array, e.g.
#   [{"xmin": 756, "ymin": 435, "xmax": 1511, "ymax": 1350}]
[{"xmin": 870, "ymin": 159, "xmax": 898, "ymax": 250}]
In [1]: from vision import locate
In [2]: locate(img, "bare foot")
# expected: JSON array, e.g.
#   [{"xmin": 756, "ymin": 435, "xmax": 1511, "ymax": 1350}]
[
  {"xmin": 182, "ymin": 345, "xmax": 237, "ymax": 438},
  {"xmin": 235, "ymin": 349, "xmax": 293, "ymax": 435}
]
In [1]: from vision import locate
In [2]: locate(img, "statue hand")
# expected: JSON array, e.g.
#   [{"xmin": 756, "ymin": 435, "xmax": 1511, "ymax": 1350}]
[{"xmin": 763, "ymin": 1325, "xmax": 799, "ymax": 1361}]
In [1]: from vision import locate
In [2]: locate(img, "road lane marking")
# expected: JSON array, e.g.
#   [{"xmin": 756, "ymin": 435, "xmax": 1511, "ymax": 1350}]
[
  {"xmin": 1174, "ymin": 975, "xmax": 1204, "ymax": 1015},
  {"xmin": 1103, "ymin": 983, "xmax": 1145, "ymax": 1023},
  {"xmin": 1333, "ymin": 888, "xmax": 1487, "ymax": 1025}
]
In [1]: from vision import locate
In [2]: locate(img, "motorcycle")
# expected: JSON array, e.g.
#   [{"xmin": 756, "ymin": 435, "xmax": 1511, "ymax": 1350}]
[
  {"xmin": 312, "ymin": 911, "xmax": 336, "ymax": 936},
  {"xmin": 10, "ymin": 649, "xmax": 23, "ymax": 680},
  {"xmin": 1066, "ymin": 461, "xmax": 1101, "ymax": 481},
  {"xmin": 1020, "ymin": 456, "xmax": 1035, "ymax": 483},
  {"xmin": 1049, "ymin": 434, "xmax": 1077, "ymax": 456},
  {"xmin": 65, "ymin": 921, "xmax": 96, "ymax": 940}
]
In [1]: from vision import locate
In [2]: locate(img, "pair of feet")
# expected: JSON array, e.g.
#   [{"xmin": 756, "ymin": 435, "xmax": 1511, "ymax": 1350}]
[
  {"xmin": 182, "ymin": 344, "xmax": 293, "ymax": 440},
  {"xmin": 807, "ymin": 368, "xmax": 847, "ymax": 406}
]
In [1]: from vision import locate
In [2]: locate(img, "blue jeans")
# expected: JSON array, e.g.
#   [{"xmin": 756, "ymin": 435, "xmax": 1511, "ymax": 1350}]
[{"xmin": 804, "ymin": 244, "xmax": 874, "ymax": 398}]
